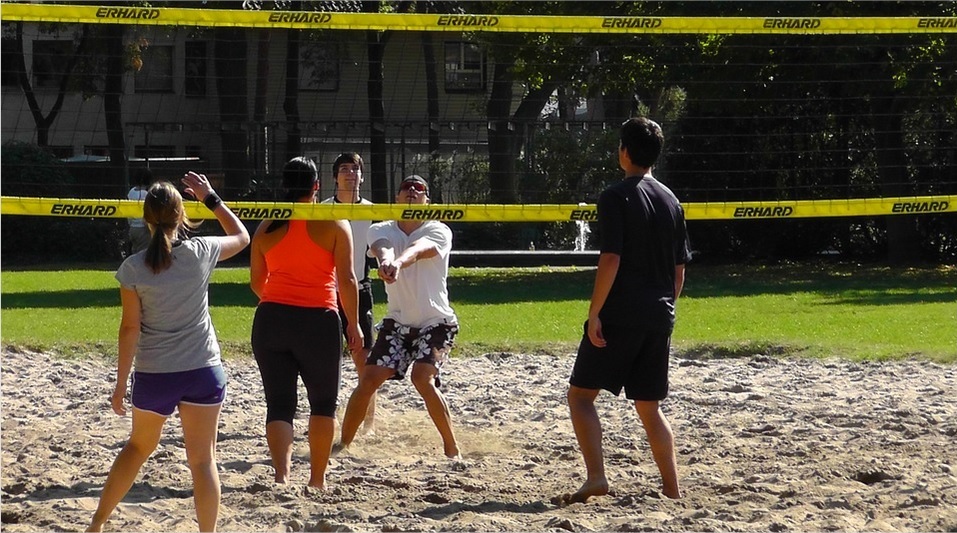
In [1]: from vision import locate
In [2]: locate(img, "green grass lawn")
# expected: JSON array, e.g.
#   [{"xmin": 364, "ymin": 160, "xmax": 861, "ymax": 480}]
[{"xmin": 1, "ymin": 262, "xmax": 954, "ymax": 362}]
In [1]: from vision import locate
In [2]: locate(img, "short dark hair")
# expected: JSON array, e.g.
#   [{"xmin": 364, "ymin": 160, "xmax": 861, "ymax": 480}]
[
  {"xmin": 133, "ymin": 167, "xmax": 153, "ymax": 188},
  {"xmin": 332, "ymin": 152, "xmax": 363, "ymax": 176},
  {"xmin": 620, "ymin": 117, "xmax": 663, "ymax": 168}
]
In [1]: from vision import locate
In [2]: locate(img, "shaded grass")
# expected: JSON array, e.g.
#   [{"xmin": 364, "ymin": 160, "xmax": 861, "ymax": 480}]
[{"xmin": 2, "ymin": 262, "xmax": 954, "ymax": 363}]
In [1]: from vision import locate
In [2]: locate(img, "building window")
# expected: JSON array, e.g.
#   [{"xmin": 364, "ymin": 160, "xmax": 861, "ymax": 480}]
[
  {"xmin": 445, "ymin": 41, "xmax": 486, "ymax": 93},
  {"xmin": 46, "ymin": 145, "xmax": 74, "ymax": 159},
  {"xmin": 185, "ymin": 145, "xmax": 204, "ymax": 159},
  {"xmin": 134, "ymin": 145, "xmax": 176, "ymax": 159},
  {"xmin": 135, "ymin": 45, "xmax": 174, "ymax": 93},
  {"xmin": 299, "ymin": 40, "xmax": 338, "ymax": 92},
  {"xmin": 2, "ymin": 35, "xmax": 19, "ymax": 87},
  {"xmin": 184, "ymin": 41, "xmax": 207, "ymax": 97},
  {"xmin": 32, "ymin": 40, "xmax": 73, "ymax": 89},
  {"xmin": 84, "ymin": 145, "xmax": 110, "ymax": 157}
]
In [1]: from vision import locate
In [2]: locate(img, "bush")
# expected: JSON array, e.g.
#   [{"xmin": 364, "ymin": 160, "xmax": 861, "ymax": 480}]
[{"xmin": 1, "ymin": 142, "xmax": 125, "ymax": 264}]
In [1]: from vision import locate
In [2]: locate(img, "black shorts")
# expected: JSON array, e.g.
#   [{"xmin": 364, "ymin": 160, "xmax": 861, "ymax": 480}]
[
  {"xmin": 569, "ymin": 320, "xmax": 672, "ymax": 401},
  {"xmin": 337, "ymin": 283, "xmax": 374, "ymax": 351},
  {"xmin": 252, "ymin": 302, "xmax": 342, "ymax": 421}
]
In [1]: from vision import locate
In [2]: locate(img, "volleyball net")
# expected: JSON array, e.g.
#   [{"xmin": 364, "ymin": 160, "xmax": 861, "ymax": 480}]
[{"xmin": 1, "ymin": 3, "xmax": 955, "ymax": 257}]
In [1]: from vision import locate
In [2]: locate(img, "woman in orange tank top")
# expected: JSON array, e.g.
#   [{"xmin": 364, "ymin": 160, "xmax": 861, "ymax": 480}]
[{"xmin": 249, "ymin": 157, "xmax": 363, "ymax": 490}]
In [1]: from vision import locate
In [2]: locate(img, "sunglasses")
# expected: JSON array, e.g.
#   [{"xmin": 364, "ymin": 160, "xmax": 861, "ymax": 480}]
[{"xmin": 400, "ymin": 181, "xmax": 427, "ymax": 193}]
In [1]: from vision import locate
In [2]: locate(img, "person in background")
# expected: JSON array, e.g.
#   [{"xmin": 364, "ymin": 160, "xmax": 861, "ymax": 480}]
[
  {"xmin": 249, "ymin": 156, "xmax": 363, "ymax": 489},
  {"xmin": 88, "ymin": 172, "xmax": 250, "ymax": 533},
  {"xmin": 322, "ymin": 152, "xmax": 377, "ymax": 434},
  {"xmin": 334, "ymin": 175, "xmax": 460, "ymax": 459},
  {"xmin": 126, "ymin": 168, "xmax": 154, "ymax": 255},
  {"xmin": 563, "ymin": 117, "xmax": 691, "ymax": 504}
]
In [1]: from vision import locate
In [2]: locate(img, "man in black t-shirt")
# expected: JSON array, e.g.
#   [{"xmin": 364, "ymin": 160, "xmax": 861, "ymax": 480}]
[{"xmin": 564, "ymin": 117, "xmax": 692, "ymax": 504}]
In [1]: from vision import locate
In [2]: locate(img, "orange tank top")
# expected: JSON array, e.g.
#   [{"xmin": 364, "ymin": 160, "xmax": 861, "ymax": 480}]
[{"xmin": 260, "ymin": 220, "xmax": 338, "ymax": 309}]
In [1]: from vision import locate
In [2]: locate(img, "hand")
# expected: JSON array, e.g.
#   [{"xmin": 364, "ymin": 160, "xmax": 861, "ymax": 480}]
[
  {"xmin": 587, "ymin": 316, "xmax": 606, "ymax": 348},
  {"xmin": 346, "ymin": 323, "xmax": 364, "ymax": 356},
  {"xmin": 111, "ymin": 385, "xmax": 128, "ymax": 416},
  {"xmin": 378, "ymin": 260, "xmax": 399, "ymax": 284},
  {"xmin": 182, "ymin": 171, "xmax": 214, "ymax": 201}
]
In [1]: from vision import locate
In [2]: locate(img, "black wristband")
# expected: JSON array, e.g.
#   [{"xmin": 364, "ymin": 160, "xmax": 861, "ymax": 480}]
[{"xmin": 203, "ymin": 192, "xmax": 222, "ymax": 211}]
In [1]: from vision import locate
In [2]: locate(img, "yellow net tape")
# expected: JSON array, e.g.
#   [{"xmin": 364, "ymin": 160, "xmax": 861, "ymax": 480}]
[
  {"xmin": 2, "ymin": 196, "xmax": 953, "ymax": 221},
  {"xmin": 1, "ymin": 4, "xmax": 954, "ymax": 34}
]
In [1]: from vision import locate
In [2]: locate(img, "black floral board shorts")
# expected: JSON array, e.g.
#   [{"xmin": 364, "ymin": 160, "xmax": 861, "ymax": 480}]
[{"xmin": 368, "ymin": 318, "xmax": 458, "ymax": 385}]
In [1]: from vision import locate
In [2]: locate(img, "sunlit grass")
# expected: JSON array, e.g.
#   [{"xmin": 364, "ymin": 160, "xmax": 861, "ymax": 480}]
[{"xmin": 2, "ymin": 262, "xmax": 954, "ymax": 362}]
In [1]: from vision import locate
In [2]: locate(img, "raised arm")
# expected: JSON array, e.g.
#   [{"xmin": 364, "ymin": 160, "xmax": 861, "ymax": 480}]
[{"xmin": 182, "ymin": 171, "xmax": 250, "ymax": 261}]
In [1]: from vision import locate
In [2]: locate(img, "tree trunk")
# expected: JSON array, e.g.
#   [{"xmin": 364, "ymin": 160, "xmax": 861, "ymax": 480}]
[
  {"xmin": 253, "ymin": 30, "xmax": 270, "ymax": 175},
  {"xmin": 870, "ymin": 95, "xmax": 924, "ymax": 263},
  {"xmin": 15, "ymin": 23, "xmax": 88, "ymax": 149},
  {"xmin": 283, "ymin": 29, "xmax": 301, "ymax": 161},
  {"xmin": 422, "ymin": 31, "xmax": 441, "ymax": 201},
  {"xmin": 367, "ymin": 29, "xmax": 389, "ymax": 203},
  {"xmin": 101, "ymin": 25, "xmax": 128, "ymax": 191},
  {"xmin": 214, "ymin": 28, "xmax": 251, "ymax": 195},
  {"xmin": 487, "ymin": 55, "xmax": 518, "ymax": 204}
]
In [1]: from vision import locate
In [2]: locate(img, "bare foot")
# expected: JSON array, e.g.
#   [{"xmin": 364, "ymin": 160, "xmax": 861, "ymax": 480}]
[
  {"xmin": 358, "ymin": 421, "xmax": 375, "ymax": 437},
  {"xmin": 330, "ymin": 441, "xmax": 348, "ymax": 457},
  {"xmin": 558, "ymin": 478, "xmax": 609, "ymax": 506},
  {"xmin": 86, "ymin": 522, "xmax": 104, "ymax": 533},
  {"xmin": 274, "ymin": 471, "xmax": 289, "ymax": 484},
  {"xmin": 307, "ymin": 478, "xmax": 326, "ymax": 491},
  {"xmin": 444, "ymin": 443, "xmax": 460, "ymax": 459},
  {"xmin": 662, "ymin": 486, "xmax": 682, "ymax": 499}
]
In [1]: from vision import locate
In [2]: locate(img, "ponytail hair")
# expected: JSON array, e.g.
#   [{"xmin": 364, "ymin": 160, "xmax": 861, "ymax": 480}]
[
  {"xmin": 142, "ymin": 181, "xmax": 196, "ymax": 273},
  {"xmin": 266, "ymin": 156, "xmax": 318, "ymax": 233}
]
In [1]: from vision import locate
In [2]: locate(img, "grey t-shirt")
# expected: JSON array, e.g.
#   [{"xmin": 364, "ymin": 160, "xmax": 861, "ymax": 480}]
[{"xmin": 115, "ymin": 237, "xmax": 223, "ymax": 373}]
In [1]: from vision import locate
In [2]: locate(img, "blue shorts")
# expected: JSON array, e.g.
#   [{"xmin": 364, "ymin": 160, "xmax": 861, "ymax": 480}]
[{"xmin": 131, "ymin": 365, "xmax": 227, "ymax": 416}]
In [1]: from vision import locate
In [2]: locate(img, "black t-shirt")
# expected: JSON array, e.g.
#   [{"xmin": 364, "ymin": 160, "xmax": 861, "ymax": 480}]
[{"xmin": 597, "ymin": 175, "xmax": 692, "ymax": 328}]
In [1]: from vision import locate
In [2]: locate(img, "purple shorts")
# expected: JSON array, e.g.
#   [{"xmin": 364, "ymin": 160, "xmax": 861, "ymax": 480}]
[{"xmin": 131, "ymin": 365, "xmax": 227, "ymax": 416}]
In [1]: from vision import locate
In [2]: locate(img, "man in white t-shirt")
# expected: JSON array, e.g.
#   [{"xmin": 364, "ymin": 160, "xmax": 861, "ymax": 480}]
[
  {"xmin": 321, "ymin": 152, "xmax": 377, "ymax": 434},
  {"xmin": 334, "ymin": 175, "xmax": 460, "ymax": 459},
  {"xmin": 126, "ymin": 168, "xmax": 153, "ymax": 255}
]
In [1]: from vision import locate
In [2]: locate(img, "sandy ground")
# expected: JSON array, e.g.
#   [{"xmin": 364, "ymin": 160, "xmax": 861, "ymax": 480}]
[{"xmin": 2, "ymin": 346, "xmax": 955, "ymax": 532}]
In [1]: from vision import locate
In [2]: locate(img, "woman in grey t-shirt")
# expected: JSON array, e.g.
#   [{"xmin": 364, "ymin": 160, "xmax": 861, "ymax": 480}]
[{"xmin": 87, "ymin": 173, "xmax": 249, "ymax": 533}]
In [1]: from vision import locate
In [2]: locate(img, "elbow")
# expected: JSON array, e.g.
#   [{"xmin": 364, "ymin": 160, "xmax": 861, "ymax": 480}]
[{"xmin": 118, "ymin": 323, "xmax": 140, "ymax": 338}]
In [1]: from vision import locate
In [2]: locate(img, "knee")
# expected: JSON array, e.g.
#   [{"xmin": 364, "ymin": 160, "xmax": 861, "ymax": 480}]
[
  {"xmin": 567, "ymin": 386, "xmax": 593, "ymax": 407},
  {"xmin": 265, "ymin": 403, "xmax": 296, "ymax": 425},
  {"xmin": 123, "ymin": 440, "xmax": 157, "ymax": 463},
  {"xmin": 308, "ymin": 395, "xmax": 338, "ymax": 418},
  {"xmin": 357, "ymin": 368, "xmax": 388, "ymax": 395},
  {"xmin": 410, "ymin": 366, "xmax": 436, "ymax": 394},
  {"xmin": 186, "ymin": 449, "xmax": 216, "ymax": 473},
  {"xmin": 634, "ymin": 400, "xmax": 662, "ymax": 421}
]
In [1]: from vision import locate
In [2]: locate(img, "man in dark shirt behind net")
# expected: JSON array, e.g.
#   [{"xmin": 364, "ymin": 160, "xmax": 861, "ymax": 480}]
[{"xmin": 564, "ymin": 117, "xmax": 692, "ymax": 504}]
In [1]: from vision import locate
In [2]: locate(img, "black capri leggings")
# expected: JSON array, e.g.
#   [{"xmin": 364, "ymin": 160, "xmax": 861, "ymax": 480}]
[{"xmin": 251, "ymin": 302, "xmax": 342, "ymax": 422}]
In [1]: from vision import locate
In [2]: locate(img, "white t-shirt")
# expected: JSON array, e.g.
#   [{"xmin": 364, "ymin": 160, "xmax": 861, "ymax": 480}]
[
  {"xmin": 322, "ymin": 195, "xmax": 373, "ymax": 282},
  {"xmin": 127, "ymin": 186, "xmax": 148, "ymax": 228},
  {"xmin": 367, "ymin": 220, "xmax": 457, "ymax": 329}
]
